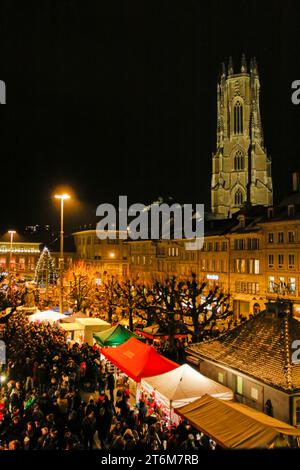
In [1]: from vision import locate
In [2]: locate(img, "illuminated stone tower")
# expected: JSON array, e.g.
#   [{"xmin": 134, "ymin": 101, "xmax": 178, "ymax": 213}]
[{"xmin": 211, "ymin": 55, "xmax": 273, "ymax": 218}]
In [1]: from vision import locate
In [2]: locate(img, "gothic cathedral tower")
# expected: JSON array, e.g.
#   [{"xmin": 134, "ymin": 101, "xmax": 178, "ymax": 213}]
[{"xmin": 211, "ymin": 55, "xmax": 273, "ymax": 218}]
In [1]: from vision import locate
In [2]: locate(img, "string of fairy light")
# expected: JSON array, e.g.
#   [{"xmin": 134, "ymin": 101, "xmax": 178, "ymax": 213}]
[{"xmin": 34, "ymin": 247, "xmax": 57, "ymax": 285}]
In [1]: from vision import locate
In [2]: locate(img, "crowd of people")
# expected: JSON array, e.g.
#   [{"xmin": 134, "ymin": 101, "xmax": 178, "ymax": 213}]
[{"xmin": 0, "ymin": 313, "xmax": 216, "ymax": 451}]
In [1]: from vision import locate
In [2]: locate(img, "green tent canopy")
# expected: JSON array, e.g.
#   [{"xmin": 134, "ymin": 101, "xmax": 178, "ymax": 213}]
[{"xmin": 93, "ymin": 323, "xmax": 137, "ymax": 347}]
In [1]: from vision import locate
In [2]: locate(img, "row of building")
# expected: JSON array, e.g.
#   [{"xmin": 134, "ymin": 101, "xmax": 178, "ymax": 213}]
[{"xmin": 1, "ymin": 179, "xmax": 300, "ymax": 319}]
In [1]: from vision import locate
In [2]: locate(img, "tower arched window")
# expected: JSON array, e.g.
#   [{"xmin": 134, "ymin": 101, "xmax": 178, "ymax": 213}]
[
  {"xmin": 234, "ymin": 100, "xmax": 243, "ymax": 134},
  {"xmin": 235, "ymin": 189, "xmax": 243, "ymax": 206},
  {"xmin": 234, "ymin": 150, "xmax": 244, "ymax": 170}
]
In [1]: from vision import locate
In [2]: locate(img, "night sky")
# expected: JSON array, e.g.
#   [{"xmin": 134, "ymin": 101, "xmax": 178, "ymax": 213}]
[{"xmin": 0, "ymin": 0, "xmax": 300, "ymax": 235}]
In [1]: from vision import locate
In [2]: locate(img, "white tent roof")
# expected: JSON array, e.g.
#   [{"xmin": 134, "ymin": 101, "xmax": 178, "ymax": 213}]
[
  {"xmin": 28, "ymin": 310, "xmax": 67, "ymax": 323},
  {"xmin": 141, "ymin": 363, "xmax": 233, "ymax": 409}
]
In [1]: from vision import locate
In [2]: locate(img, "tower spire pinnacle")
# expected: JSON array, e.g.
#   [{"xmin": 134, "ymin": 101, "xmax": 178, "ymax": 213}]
[
  {"xmin": 241, "ymin": 53, "xmax": 247, "ymax": 73},
  {"xmin": 221, "ymin": 62, "xmax": 226, "ymax": 78},
  {"xmin": 228, "ymin": 56, "xmax": 234, "ymax": 75}
]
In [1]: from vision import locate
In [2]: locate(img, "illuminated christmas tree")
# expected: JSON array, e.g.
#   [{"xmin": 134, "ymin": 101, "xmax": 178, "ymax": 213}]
[{"xmin": 34, "ymin": 247, "xmax": 57, "ymax": 286}]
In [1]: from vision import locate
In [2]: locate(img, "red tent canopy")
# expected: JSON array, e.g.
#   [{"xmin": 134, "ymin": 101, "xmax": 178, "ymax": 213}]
[{"xmin": 101, "ymin": 337, "xmax": 179, "ymax": 382}]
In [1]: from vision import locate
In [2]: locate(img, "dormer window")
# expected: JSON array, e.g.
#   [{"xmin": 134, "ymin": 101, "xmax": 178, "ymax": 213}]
[{"xmin": 288, "ymin": 204, "xmax": 295, "ymax": 217}]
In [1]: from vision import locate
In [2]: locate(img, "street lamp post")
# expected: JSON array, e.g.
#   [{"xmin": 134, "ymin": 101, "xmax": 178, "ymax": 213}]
[
  {"xmin": 55, "ymin": 194, "xmax": 70, "ymax": 313},
  {"xmin": 8, "ymin": 230, "xmax": 16, "ymax": 282}
]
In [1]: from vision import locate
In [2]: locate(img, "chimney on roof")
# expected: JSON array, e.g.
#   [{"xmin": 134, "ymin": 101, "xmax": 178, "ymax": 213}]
[
  {"xmin": 237, "ymin": 214, "xmax": 245, "ymax": 228},
  {"xmin": 292, "ymin": 171, "xmax": 300, "ymax": 192}
]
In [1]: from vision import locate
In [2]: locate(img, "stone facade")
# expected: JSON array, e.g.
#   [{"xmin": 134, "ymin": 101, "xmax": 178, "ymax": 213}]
[{"xmin": 211, "ymin": 56, "xmax": 273, "ymax": 218}]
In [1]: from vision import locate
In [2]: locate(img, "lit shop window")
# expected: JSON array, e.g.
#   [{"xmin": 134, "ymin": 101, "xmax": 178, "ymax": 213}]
[
  {"xmin": 236, "ymin": 376, "xmax": 243, "ymax": 395},
  {"xmin": 289, "ymin": 278, "xmax": 296, "ymax": 294},
  {"xmin": 268, "ymin": 276, "xmax": 275, "ymax": 292}
]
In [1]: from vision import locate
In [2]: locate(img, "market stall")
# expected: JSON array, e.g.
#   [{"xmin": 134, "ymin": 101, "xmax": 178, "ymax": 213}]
[
  {"xmin": 175, "ymin": 394, "xmax": 300, "ymax": 449},
  {"xmin": 59, "ymin": 321, "xmax": 85, "ymax": 343},
  {"xmin": 141, "ymin": 364, "xmax": 233, "ymax": 424},
  {"xmin": 101, "ymin": 337, "xmax": 178, "ymax": 402},
  {"xmin": 102, "ymin": 337, "xmax": 178, "ymax": 381},
  {"xmin": 93, "ymin": 323, "xmax": 137, "ymax": 347},
  {"xmin": 75, "ymin": 317, "xmax": 111, "ymax": 345},
  {"xmin": 141, "ymin": 363, "xmax": 233, "ymax": 423}
]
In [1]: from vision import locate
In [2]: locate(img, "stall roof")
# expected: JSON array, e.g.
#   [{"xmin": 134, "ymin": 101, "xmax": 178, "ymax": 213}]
[
  {"xmin": 142, "ymin": 364, "xmax": 233, "ymax": 408},
  {"xmin": 175, "ymin": 394, "xmax": 300, "ymax": 449},
  {"xmin": 93, "ymin": 324, "xmax": 137, "ymax": 347},
  {"xmin": 60, "ymin": 322, "xmax": 84, "ymax": 331},
  {"xmin": 28, "ymin": 310, "xmax": 67, "ymax": 323},
  {"xmin": 101, "ymin": 337, "xmax": 179, "ymax": 382},
  {"xmin": 61, "ymin": 312, "xmax": 88, "ymax": 323},
  {"xmin": 76, "ymin": 318, "xmax": 110, "ymax": 327}
]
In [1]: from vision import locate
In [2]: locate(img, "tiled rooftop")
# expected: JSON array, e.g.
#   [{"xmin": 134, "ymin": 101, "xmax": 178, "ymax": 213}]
[{"xmin": 187, "ymin": 310, "xmax": 300, "ymax": 392}]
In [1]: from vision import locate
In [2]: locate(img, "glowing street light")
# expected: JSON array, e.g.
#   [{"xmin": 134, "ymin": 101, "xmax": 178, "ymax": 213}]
[{"xmin": 54, "ymin": 194, "xmax": 71, "ymax": 313}]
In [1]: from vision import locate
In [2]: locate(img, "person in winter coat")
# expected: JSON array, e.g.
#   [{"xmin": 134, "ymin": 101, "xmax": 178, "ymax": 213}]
[{"xmin": 82, "ymin": 411, "xmax": 96, "ymax": 450}]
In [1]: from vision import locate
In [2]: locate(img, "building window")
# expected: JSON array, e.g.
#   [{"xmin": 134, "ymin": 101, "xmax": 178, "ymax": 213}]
[
  {"xmin": 234, "ymin": 189, "xmax": 243, "ymax": 206},
  {"xmin": 235, "ymin": 258, "xmax": 246, "ymax": 274},
  {"xmin": 236, "ymin": 376, "xmax": 243, "ymax": 395},
  {"xmin": 222, "ymin": 241, "xmax": 227, "ymax": 251},
  {"xmin": 250, "ymin": 387, "xmax": 258, "ymax": 401},
  {"xmin": 234, "ymin": 150, "xmax": 244, "ymax": 170},
  {"xmin": 19, "ymin": 257, "xmax": 25, "ymax": 271},
  {"xmin": 248, "ymin": 238, "xmax": 259, "ymax": 250},
  {"xmin": 0, "ymin": 258, "xmax": 6, "ymax": 270},
  {"xmin": 268, "ymin": 232, "xmax": 274, "ymax": 243},
  {"xmin": 248, "ymin": 259, "xmax": 260, "ymax": 274},
  {"xmin": 289, "ymin": 277, "xmax": 296, "ymax": 294},
  {"xmin": 234, "ymin": 239, "xmax": 245, "ymax": 250},
  {"xmin": 288, "ymin": 231, "xmax": 295, "ymax": 243},
  {"xmin": 268, "ymin": 254, "xmax": 274, "ymax": 268},
  {"xmin": 278, "ymin": 232, "xmax": 284, "ymax": 243},
  {"xmin": 268, "ymin": 276, "xmax": 275, "ymax": 293},
  {"xmin": 234, "ymin": 101, "xmax": 243, "ymax": 134},
  {"xmin": 288, "ymin": 254, "xmax": 295, "ymax": 269},
  {"xmin": 278, "ymin": 254, "xmax": 284, "ymax": 268},
  {"xmin": 279, "ymin": 277, "xmax": 285, "ymax": 294}
]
